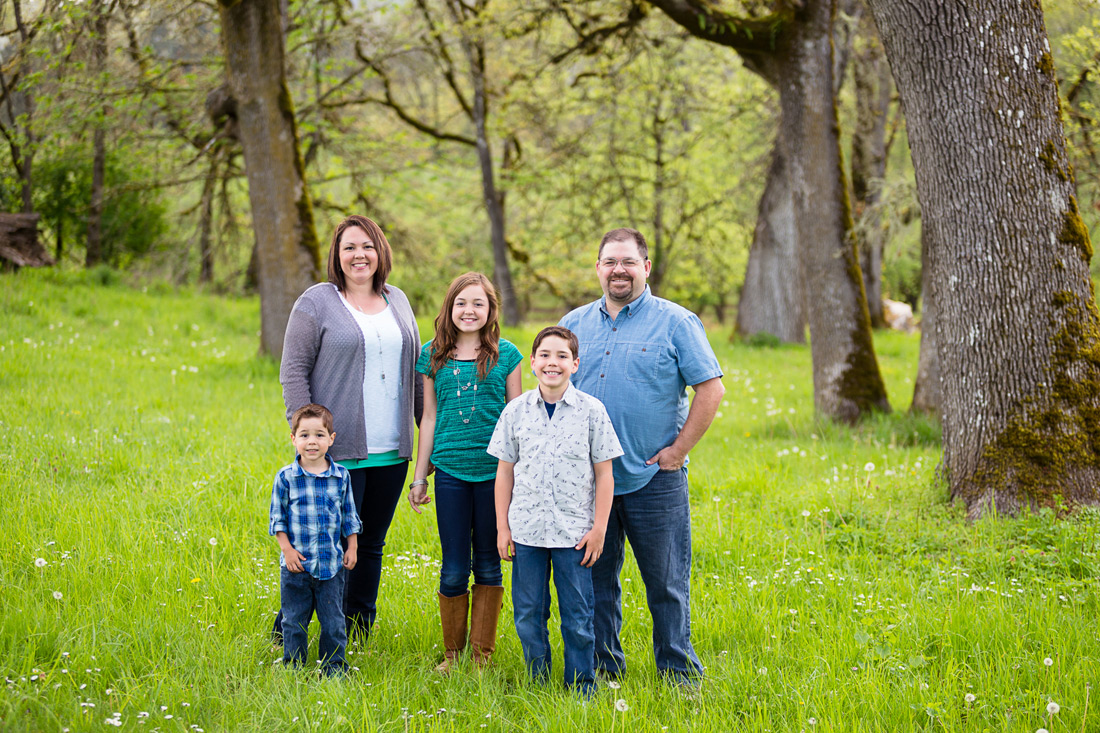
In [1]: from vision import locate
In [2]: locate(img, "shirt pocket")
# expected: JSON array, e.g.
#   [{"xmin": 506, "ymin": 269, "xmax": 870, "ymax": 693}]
[{"xmin": 624, "ymin": 342, "xmax": 661, "ymax": 383}]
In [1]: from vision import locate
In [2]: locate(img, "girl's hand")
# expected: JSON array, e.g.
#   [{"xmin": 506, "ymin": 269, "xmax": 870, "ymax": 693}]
[{"xmin": 408, "ymin": 484, "xmax": 431, "ymax": 513}]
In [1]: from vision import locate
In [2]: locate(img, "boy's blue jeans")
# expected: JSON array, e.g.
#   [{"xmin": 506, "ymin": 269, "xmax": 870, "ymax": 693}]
[
  {"xmin": 512, "ymin": 543, "xmax": 595, "ymax": 695},
  {"xmin": 281, "ymin": 567, "xmax": 347, "ymax": 675},
  {"xmin": 434, "ymin": 469, "xmax": 502, "ymax": 597}
]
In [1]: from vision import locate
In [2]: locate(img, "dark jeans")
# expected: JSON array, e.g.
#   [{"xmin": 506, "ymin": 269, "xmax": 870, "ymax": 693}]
[
  {"xmin": 592, "ymin": 467, "xmax": 703, "ymax": 683},
  {"xmin": 281, "ymin": 567, "xmax": 347, "ymax": 674},
  {"xmin": 512, "ymin": 543, "xmax": 596, "ymax": 696},
  {"xmin": 273, "ymin": 462, "xmax": 407, "ymax": 640},
  {"xmin": 433, "ymin": 469, "xmax": 502, "ymax": 597}
]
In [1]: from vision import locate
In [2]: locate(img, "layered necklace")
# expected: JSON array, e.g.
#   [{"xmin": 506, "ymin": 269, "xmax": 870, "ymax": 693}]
[{"xmin": 450, "ymin": 358, "xmax": 480, "ymax": 424}]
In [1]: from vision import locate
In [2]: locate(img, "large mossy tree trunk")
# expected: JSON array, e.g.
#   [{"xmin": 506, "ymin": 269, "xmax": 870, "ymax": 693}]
[
  {"xmin": 736, "ymin": 142, "xmax": 805, "ymax": 343},
  {"xmin": 218, "ymin": 0, "xmax": 321, "ymax": 359},
  {"xmin": 870, "ymin": 0, "xmax": 1100, "ymax": 516},
  {"xmin": 777, "ymin": 0, "xmax": 889, "ymax": 421}
]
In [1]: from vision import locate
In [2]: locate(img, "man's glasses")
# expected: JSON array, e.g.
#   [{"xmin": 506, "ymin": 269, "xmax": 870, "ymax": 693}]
[{"xmin": 598, "ymin": 257, "xmax": 645, "ymax": 269}]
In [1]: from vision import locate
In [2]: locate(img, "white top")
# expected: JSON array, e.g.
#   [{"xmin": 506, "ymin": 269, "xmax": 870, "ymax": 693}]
[
  {"xmin": 487, "ymin": 384, "xmax": 623, "ymax": 547},
  {"xmin": 342, "ymin": 297, "xmax": 402, "ymax": 453}
]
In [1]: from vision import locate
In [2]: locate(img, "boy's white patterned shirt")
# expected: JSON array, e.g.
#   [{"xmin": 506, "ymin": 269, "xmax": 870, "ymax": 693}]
[{"xmin": 488, "ymin": 384, "xmax": 623, "ymax": 547}]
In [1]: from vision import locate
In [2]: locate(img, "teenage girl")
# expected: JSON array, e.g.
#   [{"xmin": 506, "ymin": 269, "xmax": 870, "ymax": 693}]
[{"xmin": 408, "ymin": 272, "xmax": 523, "ymax": 672}]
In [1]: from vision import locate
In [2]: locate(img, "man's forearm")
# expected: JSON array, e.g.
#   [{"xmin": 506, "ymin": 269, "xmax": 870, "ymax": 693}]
[{"xmin": 671, "ymin": 377, "xmax": 725, "ymax": 454}]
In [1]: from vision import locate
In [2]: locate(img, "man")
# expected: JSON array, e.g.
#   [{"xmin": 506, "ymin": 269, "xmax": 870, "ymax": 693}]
[{"xmin": 559, "ymin": 227, "xmax": 725, "ymax": 685}]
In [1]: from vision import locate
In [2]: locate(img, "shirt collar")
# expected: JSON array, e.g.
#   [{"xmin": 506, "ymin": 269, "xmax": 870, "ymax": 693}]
[
  {"xmin": 600, "ymin": 285, "xmax": 651, "ymax": 318},
  {"xmin": 527, "ymin": 382, "xmax": 579, "ymax": 407},
  {"xmin": 290, "ymin": 455, "xmax": 340, "ymax": 478}
]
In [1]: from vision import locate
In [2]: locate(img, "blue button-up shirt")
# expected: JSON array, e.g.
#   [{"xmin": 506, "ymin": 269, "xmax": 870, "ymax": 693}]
[
  {"xmin": 560, "ymin": 286, "xmax": 723, "ymax": 494},
  {"xmin": 269, "ymin": 456, "xmax": 363, "ymax": 580}
]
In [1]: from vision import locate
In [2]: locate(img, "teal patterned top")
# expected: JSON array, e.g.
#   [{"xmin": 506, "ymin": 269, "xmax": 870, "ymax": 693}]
[{"xmin": 416, "ymin": 338, "xmax": 524, "ymax": 482}]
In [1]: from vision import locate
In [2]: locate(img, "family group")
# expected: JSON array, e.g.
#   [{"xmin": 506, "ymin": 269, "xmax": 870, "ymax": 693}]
[{"xmin": 268, "ymin": 215, "xmax": 725, "ymax": 696}]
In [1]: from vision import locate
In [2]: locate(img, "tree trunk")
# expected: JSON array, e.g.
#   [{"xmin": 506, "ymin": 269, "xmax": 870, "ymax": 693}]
[
  {"xmin": 218, "ymin": 0, "xmax": 321, "ymax": 358},
  {"xmin": 850, "ymin": 4, "xmax": 891, "ymax": 328},
  {"xmin": 463, "ymin": 35, "xmax": 520, "ymax": 327},
  {"xmin": 910, "ymin": 223, "xmax": 940, "ymax": 416},
  {"xmin": 870, "ymin": 0, "xmax": 1100, "ymax": 516},
  {"xmin": 198, "ymin": 151, "xmax": 219, "ymax": 284},
  {"xmin": 85, "ymin": 6, "xmax": 109, "ymax": 269},
  {"xmin": 778, "ymin": 0, "xmax": 890, "ymax": 421},
  {"xmin": 736, "ymin": 143, "xmax": 806, "ymax": 342}
]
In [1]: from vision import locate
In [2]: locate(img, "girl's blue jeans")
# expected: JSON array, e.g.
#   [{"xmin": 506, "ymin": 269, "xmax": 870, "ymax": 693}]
[{"xmin": 434, "ymin": 469, "xmax": 502, "ymax": 597}]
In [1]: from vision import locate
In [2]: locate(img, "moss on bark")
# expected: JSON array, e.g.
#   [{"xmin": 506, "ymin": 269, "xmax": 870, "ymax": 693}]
[{"xmin": 1059, "ymin": 195, "xmax": 1092, "ymax": 262}]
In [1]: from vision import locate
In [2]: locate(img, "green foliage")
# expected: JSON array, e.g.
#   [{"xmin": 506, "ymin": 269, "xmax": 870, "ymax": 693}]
[
  {"xmin": 2, "ymin": 273, "xmax": 1099, "ymax": 730},
  {"xmin": 30, "ymin": 146, "xmax": 169, "ymax": 267}
]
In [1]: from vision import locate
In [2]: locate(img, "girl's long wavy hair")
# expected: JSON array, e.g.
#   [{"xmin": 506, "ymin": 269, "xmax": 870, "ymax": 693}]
[{"xmin": 429, "ymin": 272, "xmax": 501, "ymax": 380}]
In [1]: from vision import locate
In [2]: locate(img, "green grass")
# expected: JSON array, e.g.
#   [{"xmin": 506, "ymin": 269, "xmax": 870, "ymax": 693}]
[{"xmin": 1, "ymin": 268, "xmax": 1097, "ymax": 731}]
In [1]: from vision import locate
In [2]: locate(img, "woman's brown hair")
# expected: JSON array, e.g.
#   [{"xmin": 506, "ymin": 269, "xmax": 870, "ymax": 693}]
[
  {"xmin": 428, "ymin": 272, "xmax": 501, "ymax": 380},
  {"xmin": 326, "ymin": 215, "xmax": 393, "ymax": 296}
]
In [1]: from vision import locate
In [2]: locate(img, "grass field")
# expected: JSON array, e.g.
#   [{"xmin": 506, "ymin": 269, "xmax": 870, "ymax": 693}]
[{"xmin": 1, "ymin": 268, "xmax": 1097, "ymax": 732}]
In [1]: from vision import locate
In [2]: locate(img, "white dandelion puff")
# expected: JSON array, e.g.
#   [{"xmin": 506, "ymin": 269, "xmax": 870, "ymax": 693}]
[
  {"xmin": 209, "ymin": 537, "xmax": 217, "ymax": 546},
  {"xmin": 1046, "ymin": 702, "xmax": 1059, "ymax": 715},
  {"xmin": 52, "ymin": 591, "xmax": 63, "ymax": 600},
  {"xmin": 965, "ymin": 693, "xmax": 976, "ymax": 703},
  {"xmin": 607, "ymin": 680, "xmax": 621, "ymax": 689},
  {"xmin": 864, "ymin": 462, "xmax": 875, "ymax": 472},
  {"xmin": 1043, "ymin": 657, "xmax": 1053, "ymax": 667},
  {"xmin": 35, "ymin": 558, "xmax": 47, "ymax": 568},
  {"xmin": 615, "ymin": 699, "xmax": 629, "ymax": 712}
]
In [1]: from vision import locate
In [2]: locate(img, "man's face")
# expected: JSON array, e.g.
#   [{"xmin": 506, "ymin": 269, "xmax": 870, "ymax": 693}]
[{"xmin": 597, "ymin": 238, "xmax": 651, "ymax": 306}]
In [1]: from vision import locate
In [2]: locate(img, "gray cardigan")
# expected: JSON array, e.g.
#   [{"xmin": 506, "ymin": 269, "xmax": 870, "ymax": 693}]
[{"xmin": 280, "ymin": 282, "xmax": 423, "ymax": 462}]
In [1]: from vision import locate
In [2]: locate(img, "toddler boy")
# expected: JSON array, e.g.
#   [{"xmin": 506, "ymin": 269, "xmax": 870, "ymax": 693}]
[
  {"xmin": 269, "ymin": 403, "xmax": 362, "ymax": 675},
  {"xmin": 488, "ymin": 326, "xmax": 623, "ymax": 696}
]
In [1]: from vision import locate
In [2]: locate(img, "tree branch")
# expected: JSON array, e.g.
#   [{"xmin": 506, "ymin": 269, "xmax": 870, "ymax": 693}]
[{"xmin": 646, "ymin": 0, "xmax": 795, "ymax": 54}]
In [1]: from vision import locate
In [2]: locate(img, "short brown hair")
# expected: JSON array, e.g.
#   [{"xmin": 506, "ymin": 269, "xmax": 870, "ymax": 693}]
[
  {"xmin": 532, "ymin": 326, "xmax": 579, "ymax": 360},
  {"xmin": 291, "ymin": 403, "xmax": 334, "ymax": 434},
  {"xmin": 598, "ymin": 227, "xmax": 648, "ymax": 260},
  {"xmin": 326, "ymin": 215, "xmax": 393, "ymax": 296}
]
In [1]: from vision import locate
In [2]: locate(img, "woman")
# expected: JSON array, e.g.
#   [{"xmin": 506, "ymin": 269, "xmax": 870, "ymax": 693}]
[{"xmin": 279, "ymin": 214, "xmax": 422, "ymax": 640}]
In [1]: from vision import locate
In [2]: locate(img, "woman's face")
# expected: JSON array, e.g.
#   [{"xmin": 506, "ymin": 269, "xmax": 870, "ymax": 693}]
[{"xmin": 338, "ymin": 226, "xmax": 378, "ymax": 288}]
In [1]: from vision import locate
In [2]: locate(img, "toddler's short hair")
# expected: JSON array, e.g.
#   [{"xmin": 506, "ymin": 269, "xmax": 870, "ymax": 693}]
[
  {"xmin": 532, "ymin": 326, "xmax": 579, "ymax": 360},
  {"xmin": 291, "ymin": 403, "xmax": 335, "ymax": 434}
]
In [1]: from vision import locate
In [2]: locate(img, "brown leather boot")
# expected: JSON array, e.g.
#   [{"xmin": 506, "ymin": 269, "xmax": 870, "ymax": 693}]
[
  {"xmin": 435, "ymin": 591, "xmax": 469, "ymax": 674},
  {"xmin": 468, "ymin": 584, "xmax": 504, "ymax": 668}
]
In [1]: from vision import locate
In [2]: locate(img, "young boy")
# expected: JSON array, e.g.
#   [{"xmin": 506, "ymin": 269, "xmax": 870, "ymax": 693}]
[
  {"xmin": 269, "ymin": 403, "xmax": 362, "ymax": 676},
  {"xmin": 488, "ymin": 326, "xmax": 623, "ymax": 696}
]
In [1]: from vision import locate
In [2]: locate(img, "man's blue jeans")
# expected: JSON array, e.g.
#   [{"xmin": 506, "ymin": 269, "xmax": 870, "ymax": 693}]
[
  {"xmin": 592, "ymin": 467, "xmax": 703, "ymax": 682},
  {"xmin": 281, "ymin": 567, "xmax": 347, "ymax": 675},
  {"xmin": 512, "ymin": 544, "xmax": 596, "ymax": 695},
  {"xmin": 433, "ymin": 469, "xmax": 502, "ymax": 597}
]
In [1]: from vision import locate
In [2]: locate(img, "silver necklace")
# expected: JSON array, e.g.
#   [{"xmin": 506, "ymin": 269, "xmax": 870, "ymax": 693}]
[
  {"xmin": 451, "ymin": 358, "xmax": 480, "ymax": 424},
  {"xmin": 347, "ymin": 291, "xmax": 395, "ymax": 399}
]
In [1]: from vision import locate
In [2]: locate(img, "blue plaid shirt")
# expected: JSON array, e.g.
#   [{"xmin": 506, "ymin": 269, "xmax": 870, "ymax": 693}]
[{"xmin": 269, "ymin": 456, "xmax": 362, "ymax": 581}]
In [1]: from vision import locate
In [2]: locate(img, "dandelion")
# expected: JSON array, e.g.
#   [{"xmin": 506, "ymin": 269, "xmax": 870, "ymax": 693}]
[
  {"xmin": 808, "ymin": 718, "xmax": 817, "ymax": 726},
  {"xmin": 615, "ymin": 699, "xmax": 629, "ymax": 712},
  {"xmin": 1043, "ymin": 657, "xmax": 1053, "ymax": 667},
  {"xmin": 1037, "ymin": 729, "xmax": 1049, "ymax": 733},
  {"xmin": 1046, "ymin": 701, "xmax": 1059, "ymax": 715},
  {"xmin": 801, "ymin": 510, "xmax": 811, "ymax": 518},
  {"xmin": 53, "ymin": 591, "xmax": 63, "ymax": 600},
  {"xmin": 607, "ymin": 680, "xmax": 621, "ymax": 689},
  {"xmin": 209, "ymin": 537, "xmax": 217, "ymax": 546},
  {"xmin": 965, "ymin": 693, "xmax": 976, "ymax": 703},
  {"xmin": 35, "ymin": 558, "xmax": 47, "ymax": 568},
  {"xmin": 758, "ymin": 667, "xmax": 768, "ymax": 675},
  {"xmin": 864, "ymin": 462, "xmax": 875, "ymax": 472}
]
